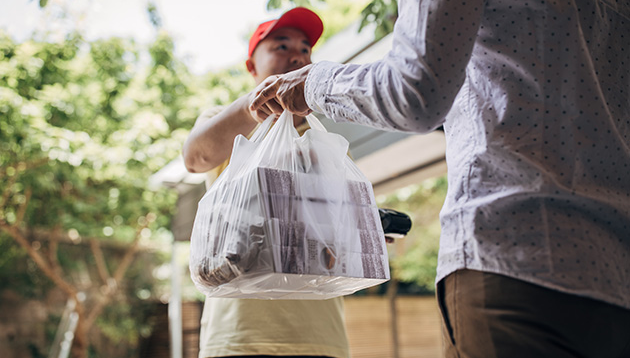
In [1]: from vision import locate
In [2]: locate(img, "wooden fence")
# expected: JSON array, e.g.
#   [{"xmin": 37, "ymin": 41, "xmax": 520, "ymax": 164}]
[{"xmin": 344, "ymin": 296, "xmax": 444, "ymax": 358}]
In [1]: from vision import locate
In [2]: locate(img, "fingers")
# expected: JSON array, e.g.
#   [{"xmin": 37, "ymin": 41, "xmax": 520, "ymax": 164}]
[
  {"xmin": 265, "ymin": 98, "xmax": 284, "ymax": 115},
  {"xmin": 251, "ymin": 101, "xmax": 281, "ymax": 122},
  {"xmin": 248, "ymin": 78, "xmax": 279, "ymax": 122},
  {"xmin": 289, "ymin": 106, "xmax": 312, "ymax": 118},
  {"xmin": 251, "ymin": 81, "xmax": 279, "ymax": 112},
  {"xmin": 253, "ymin": 84, "xmax": 309, "ymax": 116},
  {"xmin": 252, "ymin": 106, "xmax": 271, "ymax": 122},
  {"xmin": 249, "ymin": 100, "xmax": 272, "ymax": 122}
]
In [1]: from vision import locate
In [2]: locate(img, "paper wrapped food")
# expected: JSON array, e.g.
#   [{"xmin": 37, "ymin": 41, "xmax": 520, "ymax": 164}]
[{"xmin": 189, "ymin": 112, "xmax": 390, "ymax": 299}]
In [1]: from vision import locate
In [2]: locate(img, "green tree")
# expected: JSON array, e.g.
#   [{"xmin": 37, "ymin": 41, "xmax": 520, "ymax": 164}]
[
  {"xmin": 0, "ymin": 29, "xmax": 197, "ymax": 358},
  {"xmin": 357, "ymin": 0, "xmax": 398, "ymax": 40},
  {"xmin": 377, "ymin": 176, "xmax": 448, "ymax": 293}
]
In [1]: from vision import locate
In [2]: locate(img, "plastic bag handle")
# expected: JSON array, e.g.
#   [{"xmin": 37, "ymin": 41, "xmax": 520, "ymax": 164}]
[
  {"xmin": 249, "ymin": 114, "xmax": 276, "ymax": 143},
  {"xmin": 305, "ymin": 113, "xmax": 328, "ymax": 133},
  {"xmin": 250, "ymin": 112, "xmax": 324, "ymax": 144}
]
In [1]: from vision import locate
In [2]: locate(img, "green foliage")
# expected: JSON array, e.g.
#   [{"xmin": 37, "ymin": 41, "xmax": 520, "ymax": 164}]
[
  {"xmin": 0, "ymin": 31, "xmax": 187, "ymax": 240},
  {"xmin": 96, "ymin": 253, "xmax": 164, "ymax": 346},
  {"xmin": 316, "ymin": 0, "xmax": 372, "ymax": 44},
  {"xmin": 28, "ymin": 342, "xmax": 47, "ymax": 358},
  {"xmin": 377, "ymin": 176, "xmax": 448, "ymax": 293},
  {"xmin": 359, "ymin": 0, "xmax": 398, "ymax": 40},
  {"xmin": 0, "ymin": 28, "xmax": 205, "ymax": 355},
  {"xmin": 199, "ymin": 67, "xmax": 255, "ymax": 107},
  {"xmin": 0, "ymin": 9, "xmax": 271, "ymax": 348},
  {"xmin": 0, "ymin": 236, "xmax": 54, "ymax": 298},
  {"xmin": 0, "ymin": 236, "xmax": 167, "ymax": 355}
]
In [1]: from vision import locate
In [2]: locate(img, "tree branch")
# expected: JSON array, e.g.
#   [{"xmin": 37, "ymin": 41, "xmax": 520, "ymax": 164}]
[
  {"xmin": 48, "ymin": 224, "xmax": 63, "ymax": 277},
  {"xmin": 112, "ymin": 223, "xmax": 145, "ymax": 283},
  {"xmin": 84, "ymin": 219, "xmax": 149, "ymax": 329},
  {"xmin": 15, "ymin": 186, "xmax": 32, "ymax": 226},
  {"xmin": 90, "ymin": 239, "xmax": 112, "ymax": 285},
  {"xmin": 0, "ymin": 221, "xmax": 77, "ymax": 299}
]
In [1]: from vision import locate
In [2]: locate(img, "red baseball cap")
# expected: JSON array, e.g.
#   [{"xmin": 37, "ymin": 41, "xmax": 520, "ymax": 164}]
[{"xmin": 248, "ymin": 7, "xmax": 324, "ymax": 57}]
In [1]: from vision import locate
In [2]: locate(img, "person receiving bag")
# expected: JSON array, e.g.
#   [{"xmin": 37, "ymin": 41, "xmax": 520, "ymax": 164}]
[{"xmin": 183, "ymin": 8, "xmax": 373, "ymax": 358}]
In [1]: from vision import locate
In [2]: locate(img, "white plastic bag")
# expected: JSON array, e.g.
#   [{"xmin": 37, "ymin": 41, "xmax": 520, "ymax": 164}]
[{"xmin": 189, "ymin": 111, "xmax": 390, "ymax": 299}]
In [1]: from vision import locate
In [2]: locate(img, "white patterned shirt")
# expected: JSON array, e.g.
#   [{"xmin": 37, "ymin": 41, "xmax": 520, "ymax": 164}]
[{"xmin": 306, "ymin": 0, "xmax": 630, "ymax": 309}]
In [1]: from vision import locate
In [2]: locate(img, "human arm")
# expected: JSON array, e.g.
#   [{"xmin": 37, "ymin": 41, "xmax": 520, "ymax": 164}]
[
  {"xmin": 252, "ymin": 0, "xmax": 484, "ymax": 133},
  {"xmin": 183, "ymin": 95, "xmax": 259, "ymax": 173}
]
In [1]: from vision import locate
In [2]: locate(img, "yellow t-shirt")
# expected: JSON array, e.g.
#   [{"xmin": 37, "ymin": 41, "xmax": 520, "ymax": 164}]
[
  {"xmin": 197, "ymin": 110, "xmax": 350, "ymax": 358},
  {"xmin": 199, "ymin": 298, "xmax": 349, "ymax": 357}
]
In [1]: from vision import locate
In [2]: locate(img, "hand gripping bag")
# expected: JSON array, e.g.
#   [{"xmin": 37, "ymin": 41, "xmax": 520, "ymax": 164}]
[{"xmin": 189, "ymin": 111, "xmax": 390, "ymax": 299}]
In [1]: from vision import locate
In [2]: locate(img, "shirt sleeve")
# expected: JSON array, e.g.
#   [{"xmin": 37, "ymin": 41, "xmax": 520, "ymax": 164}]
[{"xmin": 305, "ymin": 0, "xmax": 484, "ymax": 133}]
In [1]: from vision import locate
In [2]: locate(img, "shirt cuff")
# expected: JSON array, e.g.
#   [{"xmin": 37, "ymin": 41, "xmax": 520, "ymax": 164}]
[{"xmin": 305, "ymin": 61, "xmax": 338, "ymax": 116}]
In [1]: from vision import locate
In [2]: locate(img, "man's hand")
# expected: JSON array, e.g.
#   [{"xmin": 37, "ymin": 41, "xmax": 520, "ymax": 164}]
[
  {"xmin": 250, "ymin": 64, "xmax": 313, "ymax": 118},
  {"xmin": 248, "ymin": 76, "xmax": 285, "ymax": 122}
]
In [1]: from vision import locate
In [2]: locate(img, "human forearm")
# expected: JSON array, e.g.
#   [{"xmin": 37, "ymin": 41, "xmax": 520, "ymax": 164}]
[
  {"xmin": 305, "ymin": 0, "xmax": 483, "ymax": 133},
  {"xmin": 183, "ymin": 95, "xmax": 258, "ymax": 173}
]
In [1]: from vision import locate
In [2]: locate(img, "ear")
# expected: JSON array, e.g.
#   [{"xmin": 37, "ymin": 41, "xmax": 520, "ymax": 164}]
[{"xmin": 246, "ymin": 58, "xmax": 256, "ymax": 77}]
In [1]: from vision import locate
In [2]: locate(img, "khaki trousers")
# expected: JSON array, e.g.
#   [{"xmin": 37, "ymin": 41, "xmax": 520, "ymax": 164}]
[{"xmin": 437, "ymin": 269, "xmax": 630, "ymax": 358}]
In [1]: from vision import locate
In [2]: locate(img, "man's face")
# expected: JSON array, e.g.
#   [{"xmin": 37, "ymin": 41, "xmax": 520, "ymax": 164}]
[{"xmin": 247, "ymin": 27, "xmax": 313, "ymax": 85}]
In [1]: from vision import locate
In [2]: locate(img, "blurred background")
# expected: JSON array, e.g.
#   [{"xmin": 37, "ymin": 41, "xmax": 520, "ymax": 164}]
[{"xmin": 0, "ymin": 0, "xmax": 448, "ymax": 357}]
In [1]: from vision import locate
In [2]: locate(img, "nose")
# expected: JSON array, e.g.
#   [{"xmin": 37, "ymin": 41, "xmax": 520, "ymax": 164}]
[{"xmin": 289, "ymin": 51, "xmax": 308, "ymax": 67}]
